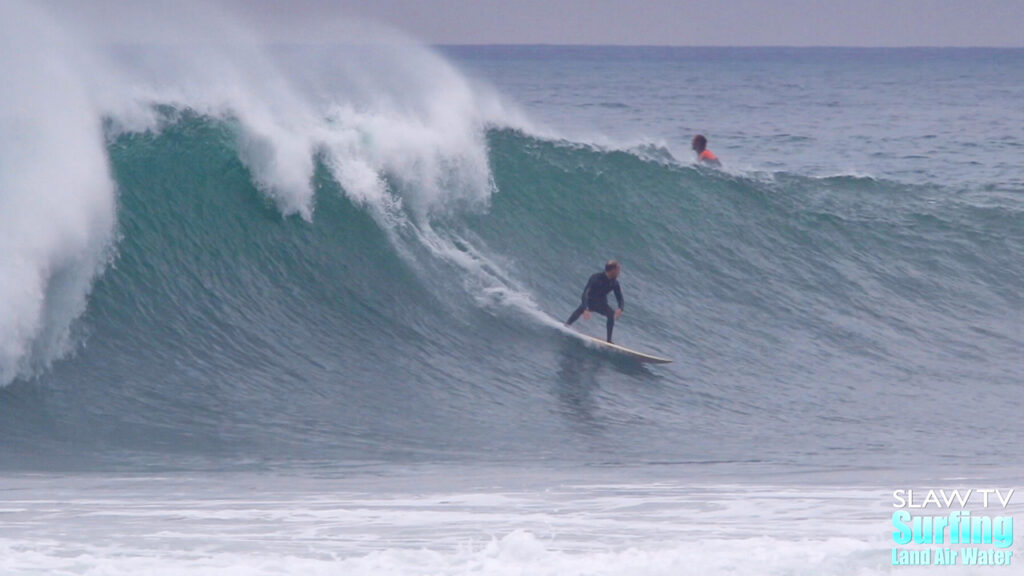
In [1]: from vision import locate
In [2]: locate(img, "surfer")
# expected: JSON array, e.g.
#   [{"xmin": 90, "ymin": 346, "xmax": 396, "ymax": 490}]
[
  {"xmin": 692, "ymin": 134, "xmax": 721, "ymax": 167},
  {"xmin": 565, "ymin": 260, "xmax": 625, "ymax": 343}
]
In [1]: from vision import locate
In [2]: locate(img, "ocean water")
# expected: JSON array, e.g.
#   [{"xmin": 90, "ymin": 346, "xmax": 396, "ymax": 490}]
[{"xmin": 2, "ymin": 3, "xmax": 1023, "ymax": 574}]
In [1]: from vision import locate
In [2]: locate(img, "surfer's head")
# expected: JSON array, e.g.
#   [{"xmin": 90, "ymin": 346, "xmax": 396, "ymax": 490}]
[
  {"xmin": 692, "ymin": 134, "xmax": 707, "ymax": 153},
  {"xmin": 605, "ymin": 260, "xmax": 620, "ymax": 279}
]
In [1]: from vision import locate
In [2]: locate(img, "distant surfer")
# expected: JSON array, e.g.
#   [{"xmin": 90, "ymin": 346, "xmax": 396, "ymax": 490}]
[
  {"xmin": 565, "ymin": 260, "xmax": 624, "ymax": 343},
  {"xmin": 692, "ymin": 134, "xmax": 721, "ymax": 167}
]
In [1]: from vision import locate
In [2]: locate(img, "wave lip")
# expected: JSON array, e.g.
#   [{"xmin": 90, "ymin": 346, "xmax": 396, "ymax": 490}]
[{"xmin": 0, "ymin": 1, "xmax": 117, "ymax": 386}]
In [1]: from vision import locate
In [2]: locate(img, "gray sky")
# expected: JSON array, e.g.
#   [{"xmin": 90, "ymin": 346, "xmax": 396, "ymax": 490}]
[{"xmin": 46, "ymin": 0, "xmax": 1024, "ymax": 47}]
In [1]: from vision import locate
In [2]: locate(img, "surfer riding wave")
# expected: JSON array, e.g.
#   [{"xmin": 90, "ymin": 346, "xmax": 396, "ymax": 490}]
[{"xmin": 565, "ymin": 260, "xmax": 625, "ymax": 343}]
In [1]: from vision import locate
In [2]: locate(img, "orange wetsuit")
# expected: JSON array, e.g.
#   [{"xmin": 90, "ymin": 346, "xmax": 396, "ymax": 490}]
[{"xmin": 698, "ymin": 150, "xmax": 720, "ymax": 165}]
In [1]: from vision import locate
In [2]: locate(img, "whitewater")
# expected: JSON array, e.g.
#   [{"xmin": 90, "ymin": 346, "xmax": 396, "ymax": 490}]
[{"xmin": 1, "ymin": 1, "xmax": 1023, "ymax": 574}]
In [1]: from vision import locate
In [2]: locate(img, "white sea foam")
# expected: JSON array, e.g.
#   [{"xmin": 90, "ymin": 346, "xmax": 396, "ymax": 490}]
[
  {"xmin": 0, "ymin": 473, "xmax": 936, "ymax": 576},
  {"xmin": 0, "ymin": 533, "xmax": 890, "ymax": 576},
  {"xmin": 0, "ymin": 1, "xmax": 117, "ymax": 385}
]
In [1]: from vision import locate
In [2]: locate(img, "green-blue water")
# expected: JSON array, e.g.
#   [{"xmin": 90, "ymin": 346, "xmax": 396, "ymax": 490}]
[
  {"xmin": 4, "ymin": 95, "xmax": 1021, "ymax": 472},
  {"xmin": 1, "ymin": 10, "xmax": 1022, "ymax": 571}
]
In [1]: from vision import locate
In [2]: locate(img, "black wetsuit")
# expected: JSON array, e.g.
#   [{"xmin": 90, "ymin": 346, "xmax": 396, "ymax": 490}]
[{"xmin": 565, "ymin": 272, "xmax": 625, "ymax": 342}]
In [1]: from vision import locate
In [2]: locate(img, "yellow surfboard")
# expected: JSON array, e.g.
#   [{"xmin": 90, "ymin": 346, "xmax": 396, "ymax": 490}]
[{"xmin": 574, "ymin": 332, "xmax": 673, "ymax": 364}]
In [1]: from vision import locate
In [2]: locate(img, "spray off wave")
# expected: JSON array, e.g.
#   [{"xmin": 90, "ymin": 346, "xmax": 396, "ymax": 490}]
[
  {"xmin": 0, "ymin": 2, "xmax": 116, "ymax": 385},
  {"xmin": 0, "ymin": 0, "xmax": 529, "ymax": 386}
]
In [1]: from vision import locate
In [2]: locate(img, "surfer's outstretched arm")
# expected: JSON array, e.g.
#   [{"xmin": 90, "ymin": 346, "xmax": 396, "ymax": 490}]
[{"xmin": 613, "ymin": 283, "xmax": 624, "ymax": 313}]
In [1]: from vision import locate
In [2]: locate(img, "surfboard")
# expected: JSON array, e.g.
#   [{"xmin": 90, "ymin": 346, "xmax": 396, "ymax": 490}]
[{"xmin": 573, "ymin": 332, "xmax": 673, "ymax": 364}]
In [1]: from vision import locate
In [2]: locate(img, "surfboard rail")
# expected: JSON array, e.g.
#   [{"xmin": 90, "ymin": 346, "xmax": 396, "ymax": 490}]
[{"xmin": 573, "ymin": 332, "xmax": 673, "ymax": 364}]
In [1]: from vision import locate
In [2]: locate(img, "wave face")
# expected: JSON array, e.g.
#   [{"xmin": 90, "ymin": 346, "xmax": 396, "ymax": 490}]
[
  {"xmin": 1, "ymin": 4, "xmax": 1022, "ymax": 472},
  {"xmin": 3, "ymin": 116, "xmax": 1023, "ymax": 471}
]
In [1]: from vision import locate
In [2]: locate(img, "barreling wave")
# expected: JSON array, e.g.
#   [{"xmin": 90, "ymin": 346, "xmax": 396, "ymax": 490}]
[
  {"xmin": 3, "ymin": 108, "xmax": 1022, "ymax": 468},
  {"xmin": 2, "ymin": 2, "xmax": 1022, "ymax": 470}
]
